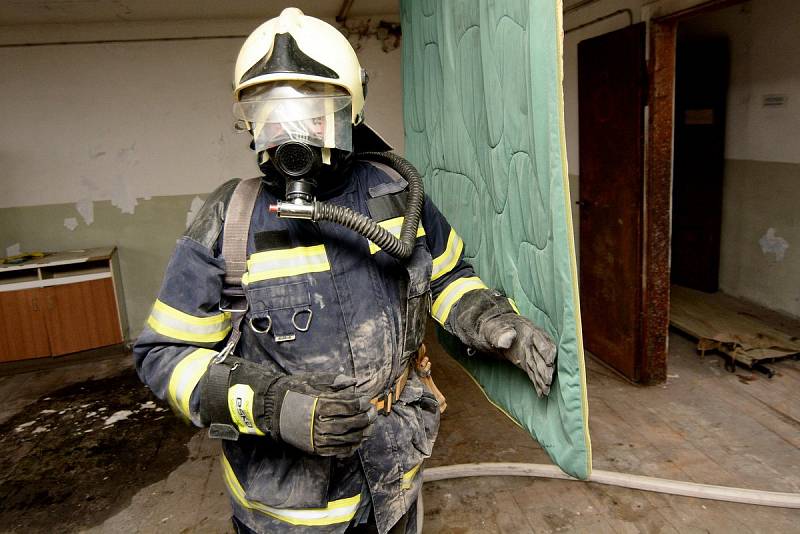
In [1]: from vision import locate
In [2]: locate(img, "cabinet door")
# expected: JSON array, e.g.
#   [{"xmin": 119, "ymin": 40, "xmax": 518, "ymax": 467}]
[
  {"xmin": 0, "ymin": 288, "xmax": 51, "ymax": 361},
  {"xmin": 43, "ymin": 278, "xmax": 123, "ymax": 356}
]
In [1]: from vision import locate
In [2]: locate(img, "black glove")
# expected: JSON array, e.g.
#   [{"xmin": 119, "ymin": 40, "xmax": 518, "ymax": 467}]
[
  {"xmin": 200, "ymin": 357, "xmax": 376, "ymax": 457},
  {"xmin": 268, "ymin": 373, "xmax": 377, "ymax": 458},
  {"xmin": 447, "ymin": 289, "xmax": 557, "ymax": 397}
]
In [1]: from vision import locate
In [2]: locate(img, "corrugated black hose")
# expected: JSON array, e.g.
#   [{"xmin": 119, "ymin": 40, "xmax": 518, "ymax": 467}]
[{"xmin": 314, "ymin": 152, "xmax": 424, "ymax": 260}]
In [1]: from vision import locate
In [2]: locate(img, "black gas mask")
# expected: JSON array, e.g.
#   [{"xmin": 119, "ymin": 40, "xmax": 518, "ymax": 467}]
[{"xmin": 260, "ymin": 143, "xmax": 354, "ymax": 202}]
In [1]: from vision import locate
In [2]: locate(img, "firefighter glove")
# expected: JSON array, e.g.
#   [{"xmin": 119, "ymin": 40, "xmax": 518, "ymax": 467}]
[
  {"xmin": 481, "ymin": 313, "xmax": 557, "ymax": 397},
  {"xmin": 448, "ymin": 288, "xmax": 557, "ymax": 397},
  {"xmin": 268, "ymin": 373, "xmax": 378, "ymax": 458}
]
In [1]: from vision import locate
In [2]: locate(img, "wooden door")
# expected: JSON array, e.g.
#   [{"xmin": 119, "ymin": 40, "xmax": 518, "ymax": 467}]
[
  {"xmin": 578, "ymin": 23, "xmax": 646, "ymax": 381},
  {"xmin": 671, "ymin": 38, "xmax": 729, "ymax": 292},
  {"xmin": 0, "ymin": 288, "xmax": 51, "ymax": 361},
  {"xmin": 43, "ymin": 278, "xmax": 122, "ymax": 356}
]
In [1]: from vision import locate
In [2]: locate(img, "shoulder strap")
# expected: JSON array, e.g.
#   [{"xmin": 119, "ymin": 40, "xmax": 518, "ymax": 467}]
[
  {"xmin": 364, "ymin": 160, "xmax": 408, "ymax": 195},
  {"xmin": 221, "ymin": 177, "xmax": 262, "ymax": 287}
]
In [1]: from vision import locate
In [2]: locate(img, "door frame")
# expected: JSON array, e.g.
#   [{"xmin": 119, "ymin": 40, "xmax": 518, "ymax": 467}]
[{"xmin": 640, "ymin": 0, "xmax": 747, "ymax": 383}]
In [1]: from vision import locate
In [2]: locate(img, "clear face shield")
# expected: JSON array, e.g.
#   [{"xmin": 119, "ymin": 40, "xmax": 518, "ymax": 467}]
[{"xmin": 234, "ymin": 81, "xmax": 353, "ymax": 154}]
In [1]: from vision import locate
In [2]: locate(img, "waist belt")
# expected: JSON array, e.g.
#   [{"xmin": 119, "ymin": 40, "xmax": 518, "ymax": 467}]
[{"xmin": 370, "ymin": 365, "xmax": 410, "ymax": 415}]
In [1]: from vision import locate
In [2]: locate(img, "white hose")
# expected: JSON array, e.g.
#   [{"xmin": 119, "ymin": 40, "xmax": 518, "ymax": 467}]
[{"xmin": 423, "ymin": 463, "xmax": 800, "ymax": 509}]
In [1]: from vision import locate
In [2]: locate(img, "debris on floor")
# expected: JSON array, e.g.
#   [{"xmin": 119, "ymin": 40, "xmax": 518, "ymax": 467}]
[
  {"xmin": 670, "ymin": 285, "xmax": 800, "ymax": 371},
  {"xmin": 0, "ymin": 369, "xmax": 197, "ymax": 534}
]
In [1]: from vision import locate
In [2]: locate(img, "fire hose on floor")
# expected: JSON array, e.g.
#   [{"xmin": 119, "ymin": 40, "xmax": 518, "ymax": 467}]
[
  {"xmin": 416, "ymin": 463, "xmax": 800, "ymax": 533},
  {"xmin": 422, "ymin": 463, "xmax": 800, "ymax": 508}
]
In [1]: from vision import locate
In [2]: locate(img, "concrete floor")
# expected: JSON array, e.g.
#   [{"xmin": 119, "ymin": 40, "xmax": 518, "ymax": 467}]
[{"xmin": 1, "ymin": 330, "xmax": 798, "ymax": 533}]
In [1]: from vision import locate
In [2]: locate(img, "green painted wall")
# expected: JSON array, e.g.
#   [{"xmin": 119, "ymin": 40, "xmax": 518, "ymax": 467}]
[{"xmin": 0, "ymin": 194, "xmax": 206, "ymax": 340}]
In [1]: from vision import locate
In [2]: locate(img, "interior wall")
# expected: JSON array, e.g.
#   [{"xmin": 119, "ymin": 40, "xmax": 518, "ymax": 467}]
[
  {"xmin": 680, "ymin": 0, "xmax": 800, "ymax": 317},
  {"xmin": 0, "ymin": 15, "xmax": 403, "ymax": 338}
]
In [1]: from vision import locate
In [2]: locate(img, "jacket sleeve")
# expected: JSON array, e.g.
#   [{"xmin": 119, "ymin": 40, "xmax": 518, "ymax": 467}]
[
  {"xmin": 133, "ymin": 180, "xmax": 238, "ymax": 426},
  {"xmin": 421, "ymin": 196, "xmax": 521, "ymax": 344},
  {"xmin": 422, "ymin": 197, "xmax": 487, "ymax": 326}
]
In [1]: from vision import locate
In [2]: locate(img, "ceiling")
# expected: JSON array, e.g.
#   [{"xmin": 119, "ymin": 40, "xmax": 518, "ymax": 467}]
[{"xmin": 0, "ymin": 0, "xmax": 400, "ymax": 26}]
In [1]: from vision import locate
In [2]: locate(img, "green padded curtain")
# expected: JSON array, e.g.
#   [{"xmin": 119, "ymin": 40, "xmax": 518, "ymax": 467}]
[{"xmin": 401, "ymin": 0, "xmax": 591, "ymax": 479}]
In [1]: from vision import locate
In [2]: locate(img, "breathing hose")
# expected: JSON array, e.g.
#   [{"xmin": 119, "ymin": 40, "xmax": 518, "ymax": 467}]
[
  {"xmin": 317, "ymin": 151, "xmax": 424, "ymax": 259},
  {"xmin": 422, "ymin": 463, "xmax": 800, "ymax": 509},
  {"xmin": 271, "ymin": 151, "xmax": 425, "ymax": 260}
]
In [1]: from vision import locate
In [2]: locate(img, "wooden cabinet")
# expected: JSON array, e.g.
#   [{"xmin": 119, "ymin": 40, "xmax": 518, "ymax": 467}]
[
  {"xmin": 0, "ymin": 288, "xmax": 51, "ymax": 360},
  {"xmin": 0, "ymin": 247, "xmax": 127, "ymax": 362}
]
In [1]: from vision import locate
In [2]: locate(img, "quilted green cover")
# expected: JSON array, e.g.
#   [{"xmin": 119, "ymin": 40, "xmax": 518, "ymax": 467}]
[{"xmin": 401, "ymin": 0, "xmax": 591, "ymax": 479}]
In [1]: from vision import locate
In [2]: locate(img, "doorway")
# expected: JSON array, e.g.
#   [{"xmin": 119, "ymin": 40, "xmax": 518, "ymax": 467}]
[{"xmin": 576, "ymin": 0, "xmax": 753, "ymax": 384}]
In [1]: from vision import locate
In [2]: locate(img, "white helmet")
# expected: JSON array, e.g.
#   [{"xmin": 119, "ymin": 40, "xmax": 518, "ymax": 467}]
[{"xmin": 233, "ymin": 8, "xmax": 367, "ymax": 125}]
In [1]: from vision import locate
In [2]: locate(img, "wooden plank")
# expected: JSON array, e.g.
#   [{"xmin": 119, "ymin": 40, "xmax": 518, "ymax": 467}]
[
  {"xmin": 671, "ymin": 285, "xmax": 800, "ymax": 352},
  {"xmin": 670, "ymin": 285, "xmax": 800, "ymax": 364}
]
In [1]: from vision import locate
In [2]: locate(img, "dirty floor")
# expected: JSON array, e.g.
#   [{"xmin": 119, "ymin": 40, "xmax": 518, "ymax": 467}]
[{"xmin": 0, "ymin": 330, "xmax": 798, "ymax": 533}]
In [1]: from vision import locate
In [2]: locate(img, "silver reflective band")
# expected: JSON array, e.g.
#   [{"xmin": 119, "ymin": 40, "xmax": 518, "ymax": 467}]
[
  {"xmin": 431, "ymin": 229, "xmax": 464, "ymax": 281},
  {"xmin": 147, "ymin": 299, "xmax": 231, "ymax": 343},
  {"xmin": 243, "ymin": 245, "xmax": 330, "ymax": 284},
  {"xmin": 368, "ymin": 216, "xmax": 426, "ymax": 254},
  {"xmin": 167, "ymin": 348, "xmax": 216, "ymax": 419},
  {"xmin": 432, "ymin": 276, "xmax": 488, "ymax": 325}
]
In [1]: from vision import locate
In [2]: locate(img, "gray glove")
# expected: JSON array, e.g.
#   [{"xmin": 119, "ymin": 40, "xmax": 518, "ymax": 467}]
[
  {"xmin": 268, "ymin": 374, "xmax": 378, "ymax": 458},
  {"xmin": 480, "ymin": 313, "xmax": 557, "ymax": 397},
  {"xmin": 448, "ymin": 289, "xmax": 557, "ymax": 397}
]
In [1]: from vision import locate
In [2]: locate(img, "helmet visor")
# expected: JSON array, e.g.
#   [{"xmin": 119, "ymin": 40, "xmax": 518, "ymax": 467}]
[{"xmin": 234, "ymin": 82, "xmax": 353, "ymax": 152}]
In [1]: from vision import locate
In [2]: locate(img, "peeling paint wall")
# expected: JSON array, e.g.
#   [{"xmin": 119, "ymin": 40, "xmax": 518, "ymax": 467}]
[
  {"xmin": 0, "ymin": 15, "xmax": 403, "ymax": 338},
  {"xmin": 0, "ymin": 195, "xmax": 199, "ymax": 339}
]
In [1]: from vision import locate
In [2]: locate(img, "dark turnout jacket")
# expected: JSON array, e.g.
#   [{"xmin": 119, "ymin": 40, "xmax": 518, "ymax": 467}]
[{"xmin": 133, "ymin": 160, "xmax": 493, "ymax": 533}]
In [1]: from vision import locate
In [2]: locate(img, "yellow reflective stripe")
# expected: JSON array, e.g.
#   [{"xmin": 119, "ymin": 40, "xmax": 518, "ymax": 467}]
[
  {"xmin": 508, "ymin": 298, "xmax": 520, "ymax": 314},
  {"xmin": 401, "ymin": 462, "xmax": 422, "ymax": 490},
  {"xmin": 228, "ymin": 384, "xmax": 266, "ymax": 436},
  {"xmin": 167, "ymin": 348, "xmax": 215, "ymax": 419},
  {"xmin": 369, "ymin": 217, "xmax": 426, "ymax": 254},
  {"xmin": 148, "ymin": 299, "xmax": 231, "ymax": 343},
  {"xmin": 432, "ymin": 276, "xmax": 488, "ymax": 325},
  {"xmin": 310, "ymin": 396, "xmax": 319, "ymax": 451},
  {"xmin": 431, "ymin": 229, "xmax": 464, "ymax": 281},
  {"xmin": 243, "ymin": 245, "xmax": 330, "ymax": 285},
  {"xmin": 221, "ymin": 455, "xmax": 360, "ymax": 526}
]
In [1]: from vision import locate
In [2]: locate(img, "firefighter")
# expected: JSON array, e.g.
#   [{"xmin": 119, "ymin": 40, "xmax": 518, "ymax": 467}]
[{"xmin": 133, "ymin": 8, "xmax": 555, "ymax": 534}]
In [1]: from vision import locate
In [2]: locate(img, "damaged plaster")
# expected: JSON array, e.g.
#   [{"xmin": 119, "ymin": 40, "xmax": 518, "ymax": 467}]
[
  {"xmin": 64, "ymin": 217, "xmax": 79, "ymax": 231},
  {"xmin": 759, "ymin": 227, "xmax": 789, "ymax": 261},
  {"xmin": 5, "ymin": 243, "xmax": 21, "ymax": 257},
  {"xmin": 76, "ymin": 198, "xmax": 94, "ymax": 225}
]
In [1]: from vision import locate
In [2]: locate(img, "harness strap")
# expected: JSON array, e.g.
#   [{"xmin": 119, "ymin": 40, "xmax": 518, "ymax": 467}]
[{"xmin": 222, "ymin": 177, "xmax": 262, "ymax": 287}]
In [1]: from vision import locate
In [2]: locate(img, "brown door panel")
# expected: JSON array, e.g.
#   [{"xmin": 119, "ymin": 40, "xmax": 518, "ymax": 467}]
[{"xmin": 578, "ymin": 23, "xmax": 646, "ymax": 381}]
